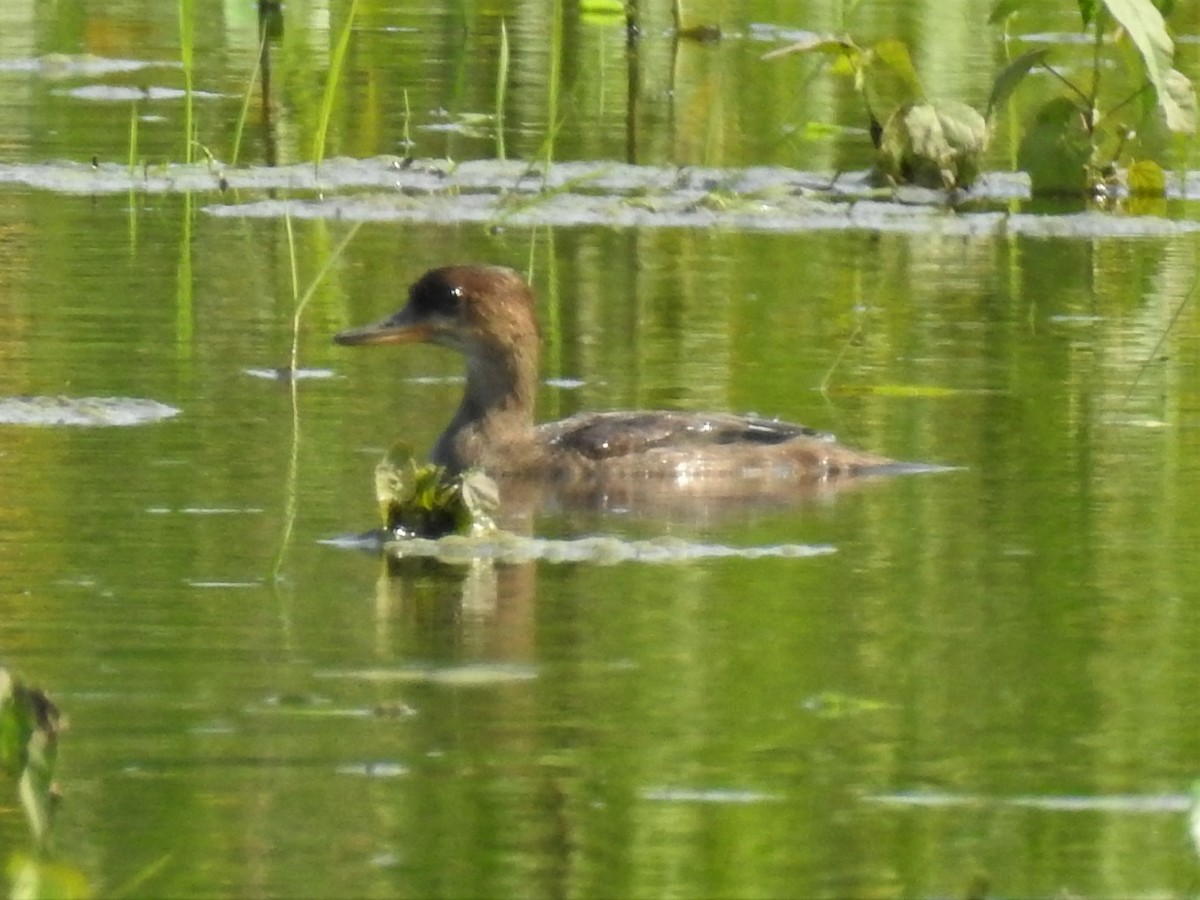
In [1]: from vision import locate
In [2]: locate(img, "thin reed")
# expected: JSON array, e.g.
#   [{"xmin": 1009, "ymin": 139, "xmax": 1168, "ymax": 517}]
[
  {"xmin": 495, "ymin": 19, "xmax": 510, "ymax": 160},
  {"xmin": 313, "ymin": 0, "xmax": 359, "ymax": 166}
]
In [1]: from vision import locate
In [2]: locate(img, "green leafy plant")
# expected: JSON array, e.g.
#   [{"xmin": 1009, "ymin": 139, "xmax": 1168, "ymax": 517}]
[
  {"xmin": 764, "ymin": 37, "xmax": 989, "ymax": 190},
  {"xmin": 989, "ymin": 0, "xmax": 1196, "ymax": 195},
  {"xmin": 375, "ymin": 446, "xmax": 498, "ymax": 539}
]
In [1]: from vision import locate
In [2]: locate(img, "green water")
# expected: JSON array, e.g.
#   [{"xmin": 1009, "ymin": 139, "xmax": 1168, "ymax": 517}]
[{"xmin": 3, "ymin": 2, "xmax": 1200, "ymax": 898}]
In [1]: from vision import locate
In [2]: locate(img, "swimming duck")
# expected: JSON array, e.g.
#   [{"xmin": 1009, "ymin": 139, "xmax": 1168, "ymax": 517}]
[{"xmin": 335, "ymin": 265, "xmax": 901, "ymax": 487}]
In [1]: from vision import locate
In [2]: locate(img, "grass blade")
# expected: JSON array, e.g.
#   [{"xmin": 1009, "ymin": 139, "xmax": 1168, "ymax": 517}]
[{"xmin": 313, "ymin": 0, "xmax": 359, "ymax": 167}]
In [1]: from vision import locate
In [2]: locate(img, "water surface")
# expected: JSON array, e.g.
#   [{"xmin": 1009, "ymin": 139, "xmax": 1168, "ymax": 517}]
[{"xmin": 3, "ymin": 3, "xmax": 1200, "ymax": 899}]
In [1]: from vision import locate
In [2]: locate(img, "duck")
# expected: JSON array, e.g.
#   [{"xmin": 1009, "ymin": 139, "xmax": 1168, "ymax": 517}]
[{"xmin": 334, "ymin": 265, "xmax": 911, "ymax": 491}]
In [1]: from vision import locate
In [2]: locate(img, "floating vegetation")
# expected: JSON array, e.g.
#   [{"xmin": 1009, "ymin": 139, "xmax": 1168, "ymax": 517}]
[
  {"xmin": 0, "ymin": 396, "xmax": 180, "ymax": 427},
  {"xmin": 640, "ymin": 786, "xmax": 784, "ymax": 804},
  {"xmin": 12, "ymin": 154, "xmax": 1200, "ymax": 237},
  {"xmin": 58, "ymin": 85, "xmax": 222, "ymax": 103},
  {"xmin": 0, "ymin": 54, "xmax": 179, "ymax": 77},
  {"xmin": 318, "ymin": 663, "xmax": 539, "ymax": 687},
  {"xmin": 863, "ymin": 789, "xmax": 1192, "ymax": 813},
  {"xmin": 242, "ymin": 366, "xmax": 337, "ymax": 381},
  {"xmin": 318, "ymin": 531, "xmax": 838, "ymax": 565},
  {"xmin": 375, "ymin": 445, "xmax": 499, "ymax": 539}
]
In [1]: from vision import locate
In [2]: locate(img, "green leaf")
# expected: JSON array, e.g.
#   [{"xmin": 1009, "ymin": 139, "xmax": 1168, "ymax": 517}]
[
  {"xmin": 761, "ymin": 35, "xmax": 859, "ymax": 62},
  {"xmin": 862, "ymin": 39, "xmax": 925, "ymax": 124},
  {"xmin": 1018, "ymin": 96, "xmax": 1094, "ymax": 195},
  {"xmin": 878, "ymin": 100, "xmax": 989, "ymax": 189},
  {"xmin": 1127, "ymin": 158, "xmax": 1166, "ymax": 195},
  {"xmin": 802, "ymin": 121, "xmax": 846, "ymax": 140},
  {"xmin": 1079, "ymin": 0, "xmax": 1099, "ymax": 25},
  {"xmin": 1160, "ymin": 67, "xmax": 1197, "ymax": 133},
  {"xmin": 987, "ymin": 48, "xmax": 1053, "ymax": 118},
  {"xmin": 374, "ymin": 451, "xmax": 498, "ymax": 539},
  {"xmin": 1102, "ymin": 0, "xmax": 1193, "ymax": 132}
]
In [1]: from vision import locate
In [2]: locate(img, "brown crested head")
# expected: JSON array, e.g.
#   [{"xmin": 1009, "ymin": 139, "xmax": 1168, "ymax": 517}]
[{"xmin": 334, "ymin": 265, "xmax": 539, "ymax": 359}]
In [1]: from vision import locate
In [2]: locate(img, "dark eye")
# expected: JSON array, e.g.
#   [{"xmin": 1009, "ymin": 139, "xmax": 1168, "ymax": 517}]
[{"xmin": 411, "ymin": 270, "xmax": 463, "ymax": 317}]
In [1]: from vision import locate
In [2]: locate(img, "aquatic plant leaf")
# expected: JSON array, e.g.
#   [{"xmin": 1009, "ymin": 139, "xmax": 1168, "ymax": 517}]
[
  {"xmin": 1103, "ymin": 0, "xmax": 1193, "ymax": 132},
  {"xmin": 877, "ymin": 100, "xmax": 989, "ymax": 188},
  {"xmin": 1018, "ymin": 97, "xmax": 1093, "ymax": 195},
  {"xmin": 459, "ymin": 470, "xmax": 500, "ymax": 532},
  {"xmin": 1127, "ymin": 159, "xmax": 1166, "ymax": 195},
  {"xmin": 374, "ymin": 452, "xmax": 497, "ymax": 539},
  {"xmin": 862, "ymin": 39, "xmax": 926, "ymax": 125},
  {"xmin": 761, "ymin": 36, "xmax": 859, "ymax": 63},
  {"xmin": 1159, "ymin": 67, "xmax": 1197, "ymax": 133},
  {"xmin": 988, "ymin": 0, "xmax": 1036, "ymax": 23},
  {"xmin": 579, "ymin": 0, "xmax": 625, "ymax": 14},
  {"xmin": 802, "ymin": 121, "xmax": 846, "ymax": 140},
  {"xmin": 374, "ymin": 443, "xmax": 416, "ymax": 528},
  {"xmin": 987, "ymin": 48, "xmax": 1053, "ymax": 118},
  {"xmin": 0, "ymin": 671, "xmax": 61, "ymax": 846}
]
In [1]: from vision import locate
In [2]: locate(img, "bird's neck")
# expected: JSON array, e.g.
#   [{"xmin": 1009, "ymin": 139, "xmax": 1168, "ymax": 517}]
[{"xmin": 434, "ymin": 341, "xmax": 539, "ymax": 471}]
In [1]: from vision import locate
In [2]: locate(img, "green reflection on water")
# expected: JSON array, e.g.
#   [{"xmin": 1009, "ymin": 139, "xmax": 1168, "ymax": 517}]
[{"xmin": 3, "ymin": 2, "xmax": 1200, "ymax": 898}]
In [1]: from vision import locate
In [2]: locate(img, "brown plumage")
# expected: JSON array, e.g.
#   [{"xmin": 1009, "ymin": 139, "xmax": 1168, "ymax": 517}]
[{"xmin": 335, "ymin": 265, "xmax": 901, "ymax": 490}]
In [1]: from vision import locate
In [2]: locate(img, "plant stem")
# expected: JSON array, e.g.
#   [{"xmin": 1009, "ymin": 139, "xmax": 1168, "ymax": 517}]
[
  {"xmin": 402, "ymin": 88, "xmax": 413, "ymax": 150},
  {"xmin": 272, "ymin": 218, "xmax": 364, "ymax": 581},
  {"xmin": 1042, "ymin": 64, "xmax": 1093, "ymax": 113},
  {"xmin": 127, "ymin": 101, "xmax": 138, "ymax": 174},
  {"xmin": 313, "ymin": 0, "xmax": 359, "ymax": 167},
  {"xmin": 179, "ymin": 0, "xmax": 195, "ymax": 164},
  {"xmin": 231, "ymin": 28, "xmax": 268, "ymax": 166},
  {"xmin": 495, "ymin": 19, "xmax": 509, "ymax": 161}
]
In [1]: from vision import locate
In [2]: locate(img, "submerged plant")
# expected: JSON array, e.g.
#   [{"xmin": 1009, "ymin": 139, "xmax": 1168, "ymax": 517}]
[
  {"xmin": 989, "ymin": 0, "xmax": 1196, "ymax": 196},
  {"xmin": 0, "ymin": 669, "xmax": 61, "ymax": 846},
  {"xmin": 764, "ymin": 37, "xmax": 989, "ymax": 190},
  {"xmin": 375, "ymin": 445, "xmax": 498, "ymax": 539}
]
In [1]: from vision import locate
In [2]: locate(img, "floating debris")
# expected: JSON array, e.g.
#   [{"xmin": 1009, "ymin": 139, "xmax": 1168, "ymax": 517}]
[
  {"xmin": 641, "ymin": 786, "xmax": 784, "ymax": 804},
  {"xmin": 336, "ymin": 762, "xmax": 409, "ymax": 778},
  {"xmin": 0, "ymin": 396, "xmax": 179, "ymax": 427},
  {"xmin": 243, "ymin": 367, "xmax": 337, "ymax": 381},
  {"xmin": 863, "ymin": 790, "xmax": 1191, "ymax": 813},
  {"xmin": 59, "ymin": 85, "xmax": 223, "ymax": 103},
  {"xmin": 0, "ymin": 54, "xmax": 180, "ymax": 77},
  {"xmin": 320, "ymin": 530, "xmax": 837, "ymax": 565},
  {"xmin": 318, "ymin": 664, "xmax": 538, "ymax": 687}
]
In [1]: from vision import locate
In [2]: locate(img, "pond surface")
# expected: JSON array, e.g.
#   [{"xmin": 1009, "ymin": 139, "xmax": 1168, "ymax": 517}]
[{"xmin": 4, "ymin": 2, "xmax": 1200, "ymax": 898}]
